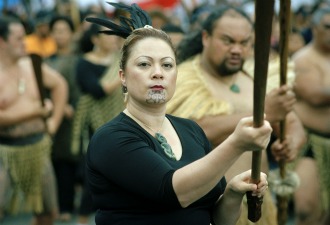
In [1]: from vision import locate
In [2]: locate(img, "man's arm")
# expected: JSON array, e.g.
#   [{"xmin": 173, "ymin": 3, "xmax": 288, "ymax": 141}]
[
  {"xmin": 293, "ymin": 57, "xmax": 330, "ymax": 106},
  {"xmin": 196, "ymin": 113, "xmax": 251, "ymax": 146},
  {"xmin": 0, "ymin": 102, "xmax": 49, "ymax": 126}
]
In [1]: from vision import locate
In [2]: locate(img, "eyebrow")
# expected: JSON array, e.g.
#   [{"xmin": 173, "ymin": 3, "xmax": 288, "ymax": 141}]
[
  {"xmin": 221, "ymin": 34, "xmax": 252, "ymax": 43},
  {"xmin": 136, "ymin": 56, "xmax": 175, "ymax": 61}
]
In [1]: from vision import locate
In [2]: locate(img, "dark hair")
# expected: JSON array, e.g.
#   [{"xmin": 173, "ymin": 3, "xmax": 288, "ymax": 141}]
[
  {"xmin": 49, "ymin": 15, "xmax": 75, "ymax": 32},
  {"xmin": 120, "ymin": 27, "xmax": 176, "ymax": 70},
  {"xmin": 190, "ymin": 4, "xmax": 212, "ymax": 25},
  {"xmin": 161, "ymin": 23, "xmax": 185, "ymax": 34},
  {"xmin": 0, "ymin": 16, "xmax": 21, "ymax": 40},
  {"xmin": 148, "ymin": 10, "xmax": 169, "ymax": 24},
  {"xmin": 177, "ymin": 5, "xmax": 253, "ymax": 64},
  {"xmin": 78, "ymin": 20, "xmax": 104, "ymax": 53}
]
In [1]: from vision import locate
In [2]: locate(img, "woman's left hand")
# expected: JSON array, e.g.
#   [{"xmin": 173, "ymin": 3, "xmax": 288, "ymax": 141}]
[{"xmin": 226, "ymin": 170, "xmax": 268, "ymax": 198}]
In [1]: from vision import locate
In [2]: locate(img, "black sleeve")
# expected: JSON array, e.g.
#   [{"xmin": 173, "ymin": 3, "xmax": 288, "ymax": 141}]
[
  {"xmin": 75, "ymin": 58, "xmax": 106, "ymax": 99},
  {"xmin": 87, "ymin": 125, "xmax": 181, "ymax": 207}
]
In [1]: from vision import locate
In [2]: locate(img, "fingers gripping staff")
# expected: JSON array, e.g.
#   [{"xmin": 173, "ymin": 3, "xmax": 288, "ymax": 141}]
[{"xmin": 247, "ymin": 0, "xmax": 275, "ymax": 222}]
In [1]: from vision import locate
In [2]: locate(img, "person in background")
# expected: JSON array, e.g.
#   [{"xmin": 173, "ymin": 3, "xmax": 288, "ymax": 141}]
[
  {"xmin": 148, "ymin": 9, "xmax": 170, "ymax": 29},
  {"xmin": 25, "ymin": 10, "xmax": 57, "ymax": 58},
  {"xmin": 85, "ymin": 3, "xmax": 271, "ymax": 225},
  {"xmin": 161, "ymin": 23, "xmax": 185, "ymax": 48},
  {"xmin": 288, "ymin": 27, "xmax": 306, "ymax": 57},
  {"xmin": 292, "ymin": 6, "xmax": 330, "ymax": 225},
  {"xmin": 0, "ymin": 16, "xmax": 67, "ymax": 225},
  {"xmin": 45, "ymin": 15, "xmax": 81, "ymax": 222},
  {"xmin": 72, "ymin": 16, "xmax": 123, "ymax": 225},
  {"xmin": 167, "ymin": 5, "xmax": 305, "ymax": 225}
]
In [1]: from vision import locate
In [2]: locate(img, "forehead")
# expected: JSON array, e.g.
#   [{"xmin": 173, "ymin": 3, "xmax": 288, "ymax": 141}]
[
  {"xmin": 213, "ymin": 14, "xmax": 253, "ymax": 38},
  {"xmin": 8, "ymin": 23, "xmax": 25, "ymax": 36},
  {"xmin": 129, "ymin": 37, "xmax": 175, "ymax": 59},
  {"xmin": 53, "ymin": 20, "xmax": 70, "ymax": 29}
]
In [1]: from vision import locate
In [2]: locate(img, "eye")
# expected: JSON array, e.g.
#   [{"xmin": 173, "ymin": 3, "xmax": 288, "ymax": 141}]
[
  {"xmin": 221, "ymin": 37, "xmax": 232, "ymax": 46},
  {"xmin": 241, "ymin": 40, "xmax": 250, "ymax": 47},
  {"xmin": 163, "ymin": 63, "xmax": 173, "ymax": 69},
  {"xmin": 138, "ymin": 62, "xmax": 150, "ymax": 67}
]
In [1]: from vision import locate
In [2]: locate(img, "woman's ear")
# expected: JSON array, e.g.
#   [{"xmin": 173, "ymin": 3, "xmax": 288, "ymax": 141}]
[{"xmin": 119, "ymin": 69, "xmax": 126, "ymax": 86}]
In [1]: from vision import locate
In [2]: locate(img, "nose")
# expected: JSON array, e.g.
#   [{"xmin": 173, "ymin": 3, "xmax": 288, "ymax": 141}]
[
  {"xmin": 230, "ymin": 43, "xmax": 243, "ymax": 55},
  {"xmin": 152, "ymin": 65, "xmax": 164, "ymax": 79}
]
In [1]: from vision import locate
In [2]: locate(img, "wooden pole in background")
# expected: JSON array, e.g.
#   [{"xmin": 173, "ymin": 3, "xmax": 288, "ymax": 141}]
[{"xmin": 277, "ymin": 0, "xmax": 291, "ymax": 224}]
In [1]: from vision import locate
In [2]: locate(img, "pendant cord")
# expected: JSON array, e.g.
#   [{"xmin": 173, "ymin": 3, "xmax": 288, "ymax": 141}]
[
  {"xmin": 125, "ymin": 110, "xmax": 165, "ymax": 135},
  {"xmin": 125, "ymin": 109, "xmax": 176, "ymax": 160}
]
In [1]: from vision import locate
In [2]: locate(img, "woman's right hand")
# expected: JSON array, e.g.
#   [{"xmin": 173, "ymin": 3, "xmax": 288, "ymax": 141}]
[{"xmin": 229, "ymin": 116, "xmax": 272, "ymax": 152}]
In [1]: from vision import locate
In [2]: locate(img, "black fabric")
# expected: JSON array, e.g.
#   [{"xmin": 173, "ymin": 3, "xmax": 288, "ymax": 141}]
[
  {"xmin": 86, "ymin": 113, "xmax": 226, "ymax": 225},
  {"xmin": 76, "ymin": 57, "xmax": 107, "ymax": 99}
]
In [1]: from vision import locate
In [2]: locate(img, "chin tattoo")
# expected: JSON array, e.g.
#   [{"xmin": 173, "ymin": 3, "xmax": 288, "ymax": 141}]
[{"xmin": 146, "ymin": 90, "xmax": 166, "ymax": 104}]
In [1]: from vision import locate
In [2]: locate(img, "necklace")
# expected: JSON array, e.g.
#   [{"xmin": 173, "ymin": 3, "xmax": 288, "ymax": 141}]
[
  {"xmin": 18, "ymin": 77, "xmax": 26, "ymax": 95},
  {"xmin": 2, "ymin": 65, "xmax": 26, "ymax": 95},
  {"xmin": 230, "ymin": 83, "xmax": 240, "ymax": 93},
  {"xmin": 228, "ymin": 74, "xmax": 240, "ymax": 93},
  {"xmin": 126, "ymin": 110, "xmax": 176, "ymax": 160}
]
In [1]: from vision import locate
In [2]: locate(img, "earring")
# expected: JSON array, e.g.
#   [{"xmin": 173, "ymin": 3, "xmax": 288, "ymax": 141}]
[{"xmin": 122, "ymin": 85, "xmax": 128, "ymax": 93}]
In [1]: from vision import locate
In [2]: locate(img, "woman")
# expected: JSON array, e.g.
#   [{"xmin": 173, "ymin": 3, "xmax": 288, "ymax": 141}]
[
  {"xmin": 72, "ymin": 18, "xmax": 123, "ymax": 225},
  {"xmin": 45, "ymin": 15, "xmax": 81, "ymax": 222},
  {"xmin": 85, "ymin": 2, "xmax": 272, "ymax": 225}
]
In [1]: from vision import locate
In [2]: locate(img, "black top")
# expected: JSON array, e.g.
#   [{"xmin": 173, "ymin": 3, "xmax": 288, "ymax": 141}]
[
  {"xmin": 86, "ymin": 112, "xmax": 226, "ymax": 225},
  {"xmin": 76, "ymin": 57, "xmax": 107, "ymax": 99}
]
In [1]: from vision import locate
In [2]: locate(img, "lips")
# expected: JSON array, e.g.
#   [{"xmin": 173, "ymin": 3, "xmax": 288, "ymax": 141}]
[
  {"xmin": 227, "ymin": 58, "xmax": 242, "ymax": 66},
  {"xmin": 151, "ymin": 85, "xmax": 164, "ymax": 91}
]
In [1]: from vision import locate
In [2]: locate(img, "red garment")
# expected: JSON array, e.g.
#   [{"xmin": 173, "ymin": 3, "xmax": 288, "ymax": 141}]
[{"xmin": 134, "ymin": 0, "xmax": 179, "ymax": 10}]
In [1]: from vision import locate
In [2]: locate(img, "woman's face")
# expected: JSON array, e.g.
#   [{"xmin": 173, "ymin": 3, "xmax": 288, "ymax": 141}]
[
  {"xmin": 93, "ymin": 32, "xmax": 120, "ymax": 53},
  {"xmin": 120, "ymin": 37, "xmax": 177, "ymax": 107},
  {"xmin": 51, "ymin": 20, "xmax": 73, "ymax": 49}
]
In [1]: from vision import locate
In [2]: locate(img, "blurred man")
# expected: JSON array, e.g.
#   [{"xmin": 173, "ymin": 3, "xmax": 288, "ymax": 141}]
[
  {"xmin": 292, "ymin": 7, "xmax": 330, "ymax": 225},
  {"xmin": 0, "ymin": 16, "xmax": 67, "ymax": 225},
  {"xmin": 168, "ymin": 5, "xmax": 305, "ymax": 225}
]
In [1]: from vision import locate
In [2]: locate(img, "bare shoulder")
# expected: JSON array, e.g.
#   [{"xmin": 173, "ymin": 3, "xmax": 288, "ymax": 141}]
[
  {"xmin": 292, "ymin": 44, "xmax": 314, "ymax": 63},
  {"xmin": 18, "ymin": 56, "xmax": 33, "ymax": 69}
]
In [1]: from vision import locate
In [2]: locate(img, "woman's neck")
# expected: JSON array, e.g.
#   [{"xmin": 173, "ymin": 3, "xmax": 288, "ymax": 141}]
[{"xmin": 124, "ymin": 106, "xmax": 166, "ymax": 132}]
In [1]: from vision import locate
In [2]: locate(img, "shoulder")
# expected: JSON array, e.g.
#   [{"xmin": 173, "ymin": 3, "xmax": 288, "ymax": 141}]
[
  {"xmin": 92, "ymin": 113, "xmax": 129, "ymax": 137},
  {"xmin": 91, "ymin": 113, "xmax": 149, "ymax": 145},
  {"xmin": 167, "ymin": 114, "xmax": 196, "ymax": 126},
  {"xmin": 177, "ymin": 55, "xmax": 200, "ymax": 76},
  {"xmin": 167, "ymin": 114, "xmax": 206, "ymax": 136},
  {"xmin": 292, "ymin": 44, "xmax": 314, "ymax": 63}
]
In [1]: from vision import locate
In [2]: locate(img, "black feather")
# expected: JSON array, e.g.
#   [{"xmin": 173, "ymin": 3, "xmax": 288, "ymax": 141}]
[{"xmin": 85, "ymin": 1, "xmax": 153, "ymax": 39}]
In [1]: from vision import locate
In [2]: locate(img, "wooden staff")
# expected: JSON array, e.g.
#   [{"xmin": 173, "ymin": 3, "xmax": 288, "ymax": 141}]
[
  {"xmin": 277, "ymin": 0, "xmax": 291, "ymax": 224},
  {"xmin": 246, "ymin": 0, "xmax": 274, "ymax": 222},
  {"xmin": 30, "ymin": 53, "xmax": 48, "ymax": 132}
]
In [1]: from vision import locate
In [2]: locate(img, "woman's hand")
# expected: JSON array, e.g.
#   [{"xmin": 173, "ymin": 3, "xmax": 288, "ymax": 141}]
[
  {"xmin": 230, "ymin": 116, "xmax": 272, "ymax": 152},
  {"xmin": 212, "ymin": 170, "xmax": 268, "ymax": 225},
  {"xmin": 226, "ymin": 170, "xmax": 268, "ymax": 199}
]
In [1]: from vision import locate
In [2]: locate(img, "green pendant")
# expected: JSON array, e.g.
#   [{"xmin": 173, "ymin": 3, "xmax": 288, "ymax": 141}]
[
  {"xmin": 155, "ymin": 132, "xmax": 176, "ymax": 160},
  {"xmin": 230, "ymin": 83, "xmax": 240, "ymax": 93}
]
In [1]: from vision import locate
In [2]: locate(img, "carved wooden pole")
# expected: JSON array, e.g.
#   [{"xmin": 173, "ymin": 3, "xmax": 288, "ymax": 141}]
[{"xmin": 246, "ymin": 0, "xmax": 275, "ymax": 222}]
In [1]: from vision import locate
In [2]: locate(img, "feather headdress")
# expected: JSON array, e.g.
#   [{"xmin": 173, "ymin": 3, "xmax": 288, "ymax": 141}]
[{"xmin": 85, "ymin": 2, "xmax": 152, "ymax": 39}]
